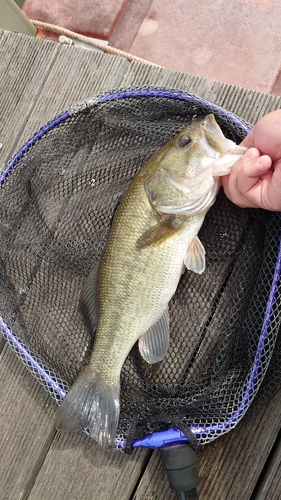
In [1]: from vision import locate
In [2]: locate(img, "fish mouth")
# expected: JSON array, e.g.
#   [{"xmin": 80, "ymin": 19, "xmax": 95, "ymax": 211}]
[
  {"xmin": 201, "ymin": 114, "xmax": 224, "ymax": 137},
  {"xmin": 157, "ymin": 178, "xmax": 220, "ymax": 216}
]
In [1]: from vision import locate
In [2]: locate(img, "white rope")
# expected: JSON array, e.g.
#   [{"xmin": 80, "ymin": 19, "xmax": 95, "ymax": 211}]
[{"xmin": 31, "ymin": 20, "xmax": 162, "ymax": 67}]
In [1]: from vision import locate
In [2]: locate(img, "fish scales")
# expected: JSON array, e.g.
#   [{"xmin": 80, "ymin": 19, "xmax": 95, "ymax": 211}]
[
  {"xmin": 55, "ymin": 115, "xmax": 247, "ymax": 448},
  {"xmin": 92, "ymin": 172, "xmax": 205, "ymax": 382}
]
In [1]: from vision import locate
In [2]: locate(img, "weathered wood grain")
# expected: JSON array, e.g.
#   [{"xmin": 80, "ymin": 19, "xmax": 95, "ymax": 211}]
[
  {"xmin": 0, "ymin": 344, "xmax": 58, "ymax": 500},
  {"xmin": 27, "ymin": 432, "xmax": 151, "ymax": 500},
  {"xmin": 197, "ymin": 392, "xmax": 281, "ymax": 500},
  {"xmin": 0, "ymin": 31, "xmax": 136, "ymax": 500},
  {"xmin": 0, "ymin": 31, "xmax": 59, "ymax": 171},
  {"xmin": 0, "ymin": 342, "xmax": 152, "ymax": 500},
  {"xmin": 254, "ymin": 432, "xmax": 281, "ymax": 500},
  {"xmin": 12, "ymin": 48, "xmax": 129, "ymax": 152},
  {"xmin": 0, "ymin": 32, "xmax": 129, "ymax": 169},
  {"xmin": 123, "ymin": 61, "xmax": 208, "ymax": 97},
  {"xmin": 206, "ymin": 81, "xmax": 281, "ymax": 125}
]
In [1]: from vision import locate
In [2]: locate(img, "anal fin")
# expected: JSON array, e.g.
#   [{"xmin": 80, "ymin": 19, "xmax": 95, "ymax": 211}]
[{"xmin": 138, "ymin": 307, "xmax": 170, "ymax": 364}]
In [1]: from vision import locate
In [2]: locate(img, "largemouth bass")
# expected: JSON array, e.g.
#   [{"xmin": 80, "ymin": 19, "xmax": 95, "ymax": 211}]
[{"xmin": 55, "ymin": 115, "xmax": 247, "ymax": 447}]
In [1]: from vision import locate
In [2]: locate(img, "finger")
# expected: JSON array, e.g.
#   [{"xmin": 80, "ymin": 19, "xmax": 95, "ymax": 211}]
[
  {"xmin": 230, "ymin": 147, "xmax": 260, "ymax": 173},
  {"xmin": 236, "ymin": 156, "xmax": 271, "ymax": 202},
  {"xmin": 237, "ymin": 154, "xmax": 272, "ymax": 196},
  {"xmin": 220, "ymin": 172, "xmax": 259, "ymax": 208},
  {"xmin": 239, "ymin": 130, "xmax": 254, "ymax": 148},
  {"xmin": 220, "ymin": 150, "xmax": 271, "ymax": 209},
  {"xmin": 240, "ymin": 112, "xmax": 281, "ymax": 162},
  {"xmin": 221, "ymin": 182, "xmax": 260, "ymax": 208},
  {"xmin": 262, "ymin": 161, "xmax": 281, "ymax": 211}
]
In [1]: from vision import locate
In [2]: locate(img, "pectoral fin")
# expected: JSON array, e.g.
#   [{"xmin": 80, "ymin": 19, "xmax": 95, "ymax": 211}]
[
  {"xmin": 136, "ymin": 215, "xmax": 183, "ymax": 249},
  {"xmin": 138, "ymin": 308, "xmax": 170, "ymax": 364},
  {"xmin": 184, "ymin": 236, "xmax": 205, "ymax": 274},
  {"xmin": 79, "ymin": 262, "xmax": 99, "ymax": 332}
]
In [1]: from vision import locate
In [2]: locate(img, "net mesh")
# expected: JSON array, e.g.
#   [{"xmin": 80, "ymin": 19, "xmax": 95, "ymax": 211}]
[{"xmin": 0, "ymin": 87, "xmax": 280, "ymax": 449}]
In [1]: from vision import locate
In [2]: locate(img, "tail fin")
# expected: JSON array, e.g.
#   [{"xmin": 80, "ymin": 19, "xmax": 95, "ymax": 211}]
[{"xmin": 55, "ymin": 366, "xmax": 120, "ymax": 448}]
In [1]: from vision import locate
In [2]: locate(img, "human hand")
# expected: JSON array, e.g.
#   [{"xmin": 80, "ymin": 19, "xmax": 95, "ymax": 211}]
[{"xmin": 221, "ymin": 110, "xmax": 281, "ymax": 211}]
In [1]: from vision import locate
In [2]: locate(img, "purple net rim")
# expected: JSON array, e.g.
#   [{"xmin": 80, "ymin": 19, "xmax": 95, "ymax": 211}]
[
  {"xmin": 0, "ymin": 87, "xmax": 250, "ymax": 186},
  {"xmin": 97, "ymin": 87, "xmax": 250, "ymax": 135},
  {"xmin": 0, "ymin": 111, "xmax": 70, "ymax": 186},
  {"xmin": 1, "ymin": 86, "xmax": 279, "ymax": 448},
  {"xmin": 0, "ymin": 317, "xmax": 66, "ymax": 400}
]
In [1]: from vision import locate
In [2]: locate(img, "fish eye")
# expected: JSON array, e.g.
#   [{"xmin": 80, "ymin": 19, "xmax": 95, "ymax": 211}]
[{"xmin": 179, "ymin": 135, "xmax": 192, "ymax": 148}]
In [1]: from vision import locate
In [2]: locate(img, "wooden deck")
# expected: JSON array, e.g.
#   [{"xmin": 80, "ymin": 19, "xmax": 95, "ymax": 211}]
[{"xmin": 0, "ymin": 29, "xmax": 280, "ymax": 500}]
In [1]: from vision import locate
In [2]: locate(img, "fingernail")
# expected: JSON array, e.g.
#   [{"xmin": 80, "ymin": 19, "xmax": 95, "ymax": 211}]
[
  {"xmin": 242, "ymin": 148, "xmax": 254, "ymax": 159},
  {"xmin": 257, "ymin": 155, "xmax": 270, "ymax": 168}
]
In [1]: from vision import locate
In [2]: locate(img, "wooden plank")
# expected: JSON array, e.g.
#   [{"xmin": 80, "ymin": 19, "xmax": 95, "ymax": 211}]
[
  {"xmin": 123, "ymin": 61, "xmax": 208, "ymax": 97},
  {"xmin": 197, "ymin": 392, "xmax": 281, "ymax": 500},
  {"xmin": 27, "ymin": 432, "xmax": 151, "ymax": 500},
  {"xmin": 206, "ymin": 81, "xmax": 281, "ymax": 124},
  {"xmin": 132, "ymin": 391, "xmax": 281, "ymax": 500},
  {"xmin": 0, "ymin": 31, "xmax": 60, "ymax": 171},
  {"xmin": 3, "ymin": 34, "xmax": 129, "ymax": 164},
  {"xmin": 0, "ymin": 342, "xmax": 151, "ymax": 500},
  {"xmin": 0, "ymin": 344, "xmax": 58, "ymax": 500},
  {"xmin": 0, "ymin": 333, "xmax": 5, "ymax": 351},
  {"xmin": 254, "ymin": 432, "xmax": 281, "ymax": 500}
]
